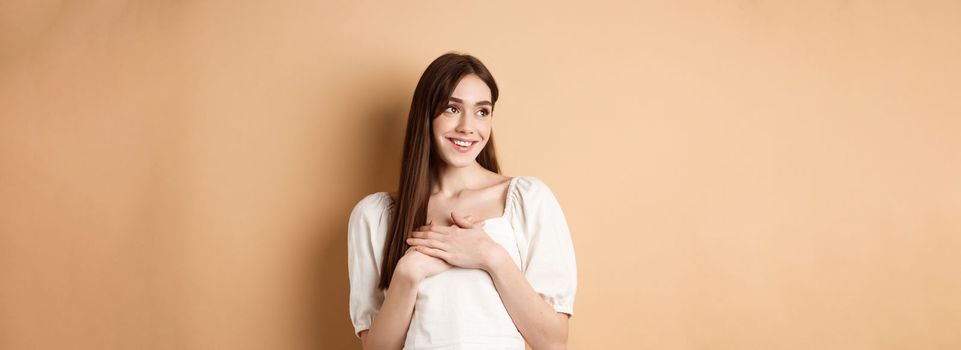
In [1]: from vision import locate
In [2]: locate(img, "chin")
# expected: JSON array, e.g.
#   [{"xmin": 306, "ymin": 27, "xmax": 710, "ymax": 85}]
[{"xmin": 444, "ymin": 156, "xmax": 477, "ymax": 168}]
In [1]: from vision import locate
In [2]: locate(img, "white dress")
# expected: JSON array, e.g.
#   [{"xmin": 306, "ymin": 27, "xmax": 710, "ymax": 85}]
[{"xmin": 347, "ymin": 176, "xmax": 578, "ymax": 349}]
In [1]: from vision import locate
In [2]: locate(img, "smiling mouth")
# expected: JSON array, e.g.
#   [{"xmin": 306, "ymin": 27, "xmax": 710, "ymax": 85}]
[{"xmin": 447, "ymin": 138, "xmax": 476, "ymax": 152}]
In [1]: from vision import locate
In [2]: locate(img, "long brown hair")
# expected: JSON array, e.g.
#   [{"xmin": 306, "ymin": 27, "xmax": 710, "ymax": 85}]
[{"xmin": 378, "ymin": 52, "xmax": 501, "ymax": 289}]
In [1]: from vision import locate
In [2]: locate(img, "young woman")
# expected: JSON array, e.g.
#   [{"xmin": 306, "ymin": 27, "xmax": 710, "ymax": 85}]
[{"xmin": 347, "ymin": 52, "xmax": 577, "ymax": 349}]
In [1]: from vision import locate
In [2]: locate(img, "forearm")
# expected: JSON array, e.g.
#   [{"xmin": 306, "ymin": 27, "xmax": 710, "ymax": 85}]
[
  {"xmin": 362, "ymin": 275, "xmax": 418, "ymax": 350},
  {"xmin": 485, "ymin": 250, "xmax": 568, "ymax": 349}
]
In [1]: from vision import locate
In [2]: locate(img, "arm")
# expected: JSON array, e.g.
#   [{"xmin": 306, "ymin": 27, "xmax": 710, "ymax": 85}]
[
  {"xmin": 483, "ymin": 250, "xmax": 570, "ymax": 350},
  {"xmin": 358, "ymin": 273, "xmax": 419, "ymax": 350},
  {"xmin": 357, "ymin": 247, "xmax": 452, "ymax": 349},
  {"xmin": 348, "ymin": 194, "xmax": 443, "ymax": 350}
]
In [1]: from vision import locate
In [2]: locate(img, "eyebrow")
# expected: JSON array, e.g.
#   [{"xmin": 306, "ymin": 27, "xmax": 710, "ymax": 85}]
[{"xmin": 449, "ymin": 97, "xmax": 493, "ymax": 107}]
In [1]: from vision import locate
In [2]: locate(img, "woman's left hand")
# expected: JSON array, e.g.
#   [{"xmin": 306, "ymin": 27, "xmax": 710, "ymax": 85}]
[{"xmin": 407, "ymin": 212, "xmax": 506, "ymax": 271}]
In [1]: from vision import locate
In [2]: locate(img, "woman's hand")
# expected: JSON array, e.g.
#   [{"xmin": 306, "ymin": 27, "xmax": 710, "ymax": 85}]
[
  {"xmin": 395, "ymin": 246, "xmax": 452, "ymax": 283},
  {"xmin": 406, "ymin": 212, "xmax": 507, "ymax": 271}
]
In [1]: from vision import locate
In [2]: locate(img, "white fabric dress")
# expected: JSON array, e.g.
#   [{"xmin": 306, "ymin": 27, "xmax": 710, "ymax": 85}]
[{"xmin": 347, "ymin": 176, "xmax": 578, "ymax": 349}]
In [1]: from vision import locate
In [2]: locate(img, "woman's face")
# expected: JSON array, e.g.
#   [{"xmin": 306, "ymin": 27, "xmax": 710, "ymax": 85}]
[{"xmin": 432, "ymin": 73, "xmax": 494, "ymax": 168}]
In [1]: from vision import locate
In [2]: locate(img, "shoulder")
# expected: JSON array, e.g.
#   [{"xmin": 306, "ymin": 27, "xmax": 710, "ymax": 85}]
[
  {"xmin": 349, "ymin": 192, "xmax": 393, "ymax": 222},
  {"xmin": 512, "ymin": 175, "xmax": 555, "ymax": 198},
  {"xmin": 508, "ymin": 176, "xmax": 572, "ymax": 232},
  {"xmin": 510, "ymin": 175, "xmax": 564, "ymax": 212}
]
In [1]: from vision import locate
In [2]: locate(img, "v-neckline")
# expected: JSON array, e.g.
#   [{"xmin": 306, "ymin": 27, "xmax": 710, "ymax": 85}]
[
  {"xmin": 480, "ymin": 176, "xmax": 517, "ymax": 225},
  {"xmin": 384, "ymin": 176, "xmax": 518, "ymax": 225}
]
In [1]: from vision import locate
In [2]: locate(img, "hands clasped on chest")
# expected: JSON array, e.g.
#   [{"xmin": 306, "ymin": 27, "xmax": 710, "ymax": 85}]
[{"xmin": 398, "ymin": 211, "xmax": 509, "ymax": 281}]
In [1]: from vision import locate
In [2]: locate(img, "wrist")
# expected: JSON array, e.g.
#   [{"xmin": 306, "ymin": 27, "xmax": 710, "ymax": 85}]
[
  {"xmin": 393, "ymin": 264, "xmax": 423, "ymax": 285},
  {"xmin": 481, "ymin": 244, "xmax": 511, "ymax": 273},
  {"xmin": 390, "ymin": 269, "xmax": 421, "ymax": 290}
]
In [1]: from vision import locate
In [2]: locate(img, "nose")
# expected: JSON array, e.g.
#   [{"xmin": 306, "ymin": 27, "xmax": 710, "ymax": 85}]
[{"xmin": 455, "ymin": 114, "xmax": 476, "ymax": 135}]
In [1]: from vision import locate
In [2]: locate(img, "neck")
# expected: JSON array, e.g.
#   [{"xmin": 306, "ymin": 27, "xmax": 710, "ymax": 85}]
[{"xmin": 432, "ymin": 161, "xmax": 486, "ymax": 196}]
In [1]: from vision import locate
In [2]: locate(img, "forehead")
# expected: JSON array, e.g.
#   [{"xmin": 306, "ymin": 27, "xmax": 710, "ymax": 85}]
[{"xmin": 450, "ymin": 74, "xmax": 491, "ymax": 102}]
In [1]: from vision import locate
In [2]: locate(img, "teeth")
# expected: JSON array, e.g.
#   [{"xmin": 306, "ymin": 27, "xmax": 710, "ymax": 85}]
[{"xmin": 452, "ymin": 139, "xmax": 473, "ymax": 147}]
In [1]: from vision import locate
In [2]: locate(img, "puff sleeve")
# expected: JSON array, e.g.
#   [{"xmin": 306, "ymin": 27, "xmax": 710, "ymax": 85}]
[
  {"xmin": 514, "ymin": 176, "xmax": 578, "ymax": 316},
  {"xmin": 347, "ymin": 193, "xmax": 390, "ymax": 338}
]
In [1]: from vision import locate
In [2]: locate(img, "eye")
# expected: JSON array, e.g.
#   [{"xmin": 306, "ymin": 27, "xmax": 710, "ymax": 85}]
[
  {"xmin": 476, "ymin": 108, "xmax": 491, "ymax": 117},
  {"xmin": 444, "ymin": 105, "xmax": 458, "ymax": 114}
]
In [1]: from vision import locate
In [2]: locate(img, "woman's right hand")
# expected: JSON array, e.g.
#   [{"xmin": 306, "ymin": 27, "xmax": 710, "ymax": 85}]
[{"xmin": 395, "ymin": 245, "xmax": 452, "ymax": 283}]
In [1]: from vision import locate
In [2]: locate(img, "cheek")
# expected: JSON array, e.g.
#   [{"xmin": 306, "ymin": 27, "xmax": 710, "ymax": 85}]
[
  {"xmin": 431, "ymin": 120, "xmax": 447, "ymax": 140},
  {"xmin": 432, "ymin": 117, "xmax": 455, "ymax": 134},
  {"xmin": 479, "ymin": 122, "xmax": 493, "ymax": 139}
]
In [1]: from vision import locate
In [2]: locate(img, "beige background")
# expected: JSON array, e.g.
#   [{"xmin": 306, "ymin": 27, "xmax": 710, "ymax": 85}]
[{"xmin": 1, "ymin": 1, "xmax": 959, "ymax": 349}]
